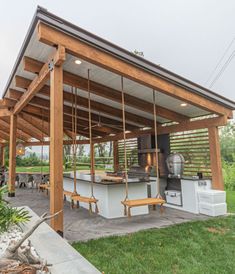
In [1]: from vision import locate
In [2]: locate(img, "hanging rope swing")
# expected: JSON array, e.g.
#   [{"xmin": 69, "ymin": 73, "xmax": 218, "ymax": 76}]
[
  {"xmin": 121, "ymin": 81, "xmax": 165, "ymax": 218},
  {"xmin": 38, "ymin": 109, "xmax": 50, "ymax": 194},
  {"xmin": 153, "ymin": 89, "xmax": 162, "ymax": 198},
  {"xmin": 63, "ymin": 70, "xmax": 98, "ymax": 214}
]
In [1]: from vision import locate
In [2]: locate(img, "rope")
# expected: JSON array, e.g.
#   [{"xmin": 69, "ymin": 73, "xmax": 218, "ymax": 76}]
[
  {"xmin": 121, "ymin": 76, "xmax": 129, "ymax": 201},
  {"xmin": 153, "ymin": 89, "xmax": 161, "ymax": 198},
  {"xmin": 71, "ymin": 86, "xmax": 77, "ymax": 194},
  {"xmin": 88, "ymin": 69, "xmax": 95, "ymax": 198},
  {"xmin": 40, "ymin": 109, "xmax": 44, "ymax": 184}
]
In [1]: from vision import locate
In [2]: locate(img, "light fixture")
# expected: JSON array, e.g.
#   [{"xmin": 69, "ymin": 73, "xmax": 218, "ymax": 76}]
[
  {"xmin": 75, "ymin": 59, "xmax": 82, "ymax": 65},
  {"xmin": 180, "ymin": 103, "xmax": 188, "ymax": 107},
  {"xmin": 16, "ymin": 143, "xmax": 25, "ymax": 156},
  {"xmin": 16, "ymin": 130, "xmax": 25, "ymax": 156}
]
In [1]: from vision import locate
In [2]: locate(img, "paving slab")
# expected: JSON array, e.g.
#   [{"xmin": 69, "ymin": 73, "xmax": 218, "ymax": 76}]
[
  {"xmin": 21, "ymin": 206, "xmax": 100, "ymax": 274},
  {"xmin": 7, "ymin": 188, "xmax": 209, "ymax": 242}
]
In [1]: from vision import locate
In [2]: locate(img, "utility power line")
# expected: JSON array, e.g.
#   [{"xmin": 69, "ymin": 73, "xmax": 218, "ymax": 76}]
[
  {"xmin": 209, "ymin": 49, "xmax": 235, "ymax": 88},
  {"xmin": 205, "ymin": 37, "xmax": 235, "ymax": 87}
]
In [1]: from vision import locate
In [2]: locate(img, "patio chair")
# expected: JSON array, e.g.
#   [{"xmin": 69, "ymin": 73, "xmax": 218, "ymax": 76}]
[
  {"xmin": 18, "ymin": 174, "xmax": 29, "ymax": 188},
  {"xmin": 33, "ymin": 174, "xmax": 43, "ymax": 189},
  {"xmin": 4, "ymin": 173, "xmax": 9, "ymax": 185},
  {"xmin": 38, "ymin": 175, "xmax": 50, "ymax": 195}
]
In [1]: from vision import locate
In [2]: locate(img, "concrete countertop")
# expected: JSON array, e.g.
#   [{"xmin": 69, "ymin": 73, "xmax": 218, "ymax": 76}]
[{"xmin": 63, "ymin": 174, "xmax": 154, "ymax": 185}]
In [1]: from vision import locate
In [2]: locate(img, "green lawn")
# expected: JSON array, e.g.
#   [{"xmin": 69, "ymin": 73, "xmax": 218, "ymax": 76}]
[
  {"xmin": 73, "ymin": 216, "xmax": 235, "ymax": 274},
  {"xmin": 227, "ymin": 190, "xmax": 235, "ymax": 213},
  {"xmin": 15, "ymin": 165, "xmax": 110, "ymax": 173},
  {"xmin": 73, "ymin": 192, "xmax": 235, "ymax": 274}
]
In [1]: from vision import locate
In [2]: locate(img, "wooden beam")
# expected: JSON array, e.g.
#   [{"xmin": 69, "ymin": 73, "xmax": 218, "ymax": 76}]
[
  {"xmin": 0, "ymin": 109, "xmax": 12, "ymax": 117},
  {"xmin": 8, "ymin": 114, "xmax": 17, "ymax": 197},
  {"xmin": 0, "ymin": 130, "xmax": 10, "ymax": 141},
  {"xmin": 0, "ymin": 98, "xmax": 15, "ymax": 108},
  {"xmin": 9, "ymin": 88, "xmax": 136, "ymax": 130},
  {"xmin": 16, "ymin": 117, "xmax": 43, "ymax": 141},
  {"xmin": 208, "ymin": 127, "xmax": 224, "ymax": 190},
  {"xmin": 0, "ymin": 146, "xmax": 5, "ymax": 166},
  {"xmin": 38, "ymin": 22, "xmax": 233, "ymax": 119},
  {"xmin": 93, "ymin": 116, "xmax": 227, "ymax": 143},
  {"xmin": 14, "ymin": 76, "xmax": 153, "ymax": 127},
  {"xmin": 13, "ymin": 46, "xmax": 65, "ymax": 115},
  {"xmin": 49, "ymin": 56, "xmax": 64, "ymax": 235},
  {"xmin": 22, "ymin": 138, "xmax": 90, "ymax": 147},
  {"xmin": 19, "ymin": 112, "xmax": 49, "ymax": 137},
  {"xmin": 158, "ymin": 115, "xmax": 227, "ymax": 135},
  {"xmin": 0, "ymin": 119, "xmax": 29, "ymax": 141},
  {"xmin": 24, "ymin": 56, "xmax": 188, "ymax": 122}
]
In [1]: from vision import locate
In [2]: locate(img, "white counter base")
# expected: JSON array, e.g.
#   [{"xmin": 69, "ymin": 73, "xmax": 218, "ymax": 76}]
[{"xmin": 63, "ymin": 178, "xmax": 149, "ymax": 219}]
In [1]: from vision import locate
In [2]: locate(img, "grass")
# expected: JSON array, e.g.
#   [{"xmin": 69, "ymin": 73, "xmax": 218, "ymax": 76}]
[
  {"xmin": 227, "ymin": 190, "xmax": 235, "ymax": 213},
  {"xmin": 14, "ymin": 166, "xmax": 235, "ymax": 273},
  {"xmin": 73, "ymin": 192, "xmax": 235, "ymax": 274},
  {"xmin": 73, "ymin": 216, "xmax": 235, "ymax": 274},
  {"xmin": 15, "ymin": 165, "xmax": 110, "ymax": 173}
]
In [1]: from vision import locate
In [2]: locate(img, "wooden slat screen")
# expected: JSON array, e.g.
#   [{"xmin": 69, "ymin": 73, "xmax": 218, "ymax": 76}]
[
  {"xmin": 170, "ymin": 129, "xmax": 212, "ymax": 177},
  {"xmin": 118, "ymin": 138, "xmax": 138, "ymax": 169}
]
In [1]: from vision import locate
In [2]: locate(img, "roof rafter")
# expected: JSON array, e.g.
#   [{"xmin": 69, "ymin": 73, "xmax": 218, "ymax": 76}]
[
  {"xmin": 24, "ymin": 56, "xmax": 188, "ymax": 123},
  {"xmin": 8, "ymin": 89, "xmax": 137, "ymax": 131},
  {"xmin": 14, "ymin": 75, "xmax": 154, "ymax": 127},
  {"xmin": 37, "ymin": 22, "xmax": 233, "ymax": 118},
  {"xmin": 13, "ymin": 45, "xmax": 65, "ymax": 115}
]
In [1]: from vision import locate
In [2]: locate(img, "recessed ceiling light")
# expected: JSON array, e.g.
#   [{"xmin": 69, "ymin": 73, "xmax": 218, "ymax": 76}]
[
  {"xmin": 180, "ymin": 103, "xmax": 188, "ymax": 107},
  {"xmin": 75, "ymin": 59, "xmax": 82, "ymax": 65}
]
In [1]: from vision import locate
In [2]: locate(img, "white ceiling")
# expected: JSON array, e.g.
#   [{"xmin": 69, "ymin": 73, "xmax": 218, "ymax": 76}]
[{"xmin": 6, "ymin": 28, "xmax": 211, "ymax": 128}]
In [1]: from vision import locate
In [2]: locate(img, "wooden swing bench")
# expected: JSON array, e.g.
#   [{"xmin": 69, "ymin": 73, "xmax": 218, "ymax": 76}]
[
  {"xmin": 63, "ymin": 190, "xmax": 99, "ymax": 214},
  {"xmin": 38, "ymin": 183, "xmax": 50, "ymax": 195},
  {"xmin": 122, "ymin": 197, "xmax": 165, "ymax": 218}
]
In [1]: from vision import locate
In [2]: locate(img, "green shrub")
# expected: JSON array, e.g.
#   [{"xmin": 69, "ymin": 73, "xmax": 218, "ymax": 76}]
[
  {"xmin": 222, "ymin": 161, "xmax": 235, "ymax": 190},
  {"xmin": 0, "ymin": 186, "xmax": 31, "ymax": 233}
]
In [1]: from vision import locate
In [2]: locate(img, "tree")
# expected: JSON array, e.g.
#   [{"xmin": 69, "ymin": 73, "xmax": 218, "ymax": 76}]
[{"xmin": 220, "ymin": 121, "xmax": 235, "ymax": 163}]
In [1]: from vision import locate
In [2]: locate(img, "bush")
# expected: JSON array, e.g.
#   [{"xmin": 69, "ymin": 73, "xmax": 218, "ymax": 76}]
[
  {"xmin": 222, "ymin": 161, "xmax": 235, "ymax": 190},
  {"xmin": 0, "ymin": 186, "xmax": 31, "ymax": 233}
]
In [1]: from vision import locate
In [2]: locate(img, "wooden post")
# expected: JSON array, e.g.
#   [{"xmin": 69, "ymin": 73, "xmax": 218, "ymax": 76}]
[
  {"xmin": 8, "ymin": 114, "xmax": 17, "ymax": 197},
  {"xmin": 113, "ymin": 140, "xmax": 119, "ymax": 172},
  {"xmin": 0, "ymin": 146, "xmax": 5, "ymax": 166},
  {"xmin": 208, "ymin": 126, "xmax": 224, "ymax": 190},
  {"xmin": 49, "ymin": 52, "xmax": 65, "ymax": 236}
]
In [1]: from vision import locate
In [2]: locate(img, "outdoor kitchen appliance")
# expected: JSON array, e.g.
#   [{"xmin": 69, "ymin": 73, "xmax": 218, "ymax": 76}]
[
  {"xmin": 166, "ymin": 152, "xmax": 185, "ymax": 178},
  {"xmin": 164, "ymin": 153, "xmax": 185, "ymax": 206}
]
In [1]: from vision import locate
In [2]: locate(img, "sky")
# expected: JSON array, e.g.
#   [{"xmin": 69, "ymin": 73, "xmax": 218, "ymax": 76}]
[{"xmin": 1, "ymin": 0, "xmax": 235, "ymax": 102}]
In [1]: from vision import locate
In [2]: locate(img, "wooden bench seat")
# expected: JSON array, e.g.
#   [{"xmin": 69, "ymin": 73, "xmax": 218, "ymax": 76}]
[
  {"xmin": 63, "ymin": 190, "xmax": 99, "ymax": 214},
  {"xmin": 63, "ymin": 190, "xmax": 73, "ymax": 199},
  {"xmin": 121, "ymin": 198, "xmax": 165, "ymax": 217},
  {"xmin": 38, "ymin": 183, "xmax": 50, "ymax": 195}
]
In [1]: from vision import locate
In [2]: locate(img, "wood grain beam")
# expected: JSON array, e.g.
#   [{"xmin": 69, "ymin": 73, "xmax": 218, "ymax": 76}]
[
  {"xmin": 13, "ymin": 45, "xmax": 65, "ymax": 115},
  {"xmin": 9, "ymin": 89, "xmax": 137, "ymax": 131},
  {"xmin": 0, "ymin": 130, "xmax": 10, "ymax": 141},
  {"xmin": 0, "ymin": 109, "xmax": 12, "ymax": 117},
  {"xmin": 208, "ymin": 127, "xmax": 224, "ymax": 190},
  {"xmin": 22, "ymin": 138, "xmax": 90, "ymax": 146},
  {"xmin": 37, "ymin": 22, "xmax": 233, "ymax": 119},
  {"xmin": 8, "ymin": 114, "xmax": 16, "ymax": 196},
  {"xmin": 24, "ymin": 56, "xmax": 188, "ymax": 122},
  {"xmin": 0, "ymin": 119, "xmax": 29, "ymax": 141},
  {"xmin": 19, "ymin": 112, "xmax": 49, "ymax": 137},
  {"xmin": 0, "ymin": 98, "xmax": 15, "ymax": 108},
  {"xmin": 93, "ymin": 116, "xmax": 227, "ymax": 143},
  {"xmin": 14, "ymin": 75, "xmax": 153, "ymax": 127},
  {"xmin": 49, "ymin": 59, "xmax": 64, "ymax": 234}
]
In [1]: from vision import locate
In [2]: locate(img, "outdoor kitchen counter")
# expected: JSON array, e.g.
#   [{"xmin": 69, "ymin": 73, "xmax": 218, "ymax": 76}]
[{"xmin": 63, "ymin": 174, "xmax": 150, "ymax": 218}]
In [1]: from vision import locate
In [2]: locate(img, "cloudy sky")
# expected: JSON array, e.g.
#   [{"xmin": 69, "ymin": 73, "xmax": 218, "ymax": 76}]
[{"xmin": 0, "ymin": 0, "xmax": 235, "ymax": 102}]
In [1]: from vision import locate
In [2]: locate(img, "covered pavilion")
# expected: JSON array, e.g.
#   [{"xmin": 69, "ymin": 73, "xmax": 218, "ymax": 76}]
[{"xmin": 0, "ymin": 7, "xmax": 234, "ymax": 235}]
